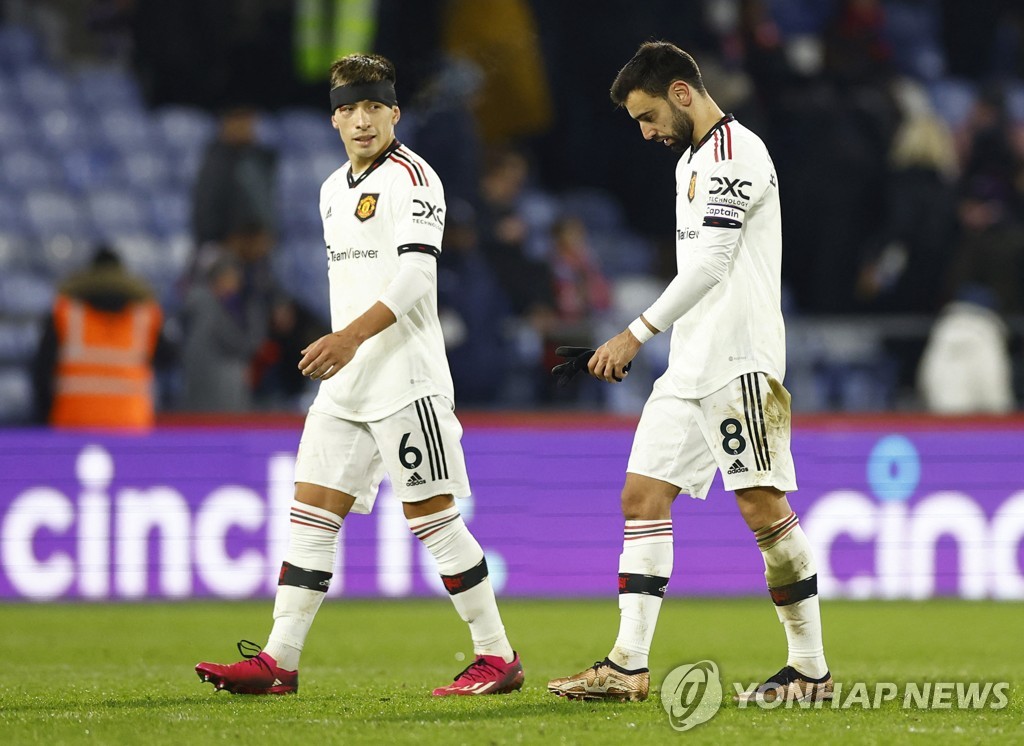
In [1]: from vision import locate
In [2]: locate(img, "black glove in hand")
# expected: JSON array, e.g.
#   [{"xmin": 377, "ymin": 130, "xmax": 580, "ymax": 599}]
[{"xmin": 551, "ymin": 346, "xmax": 631, "ymax": 387}]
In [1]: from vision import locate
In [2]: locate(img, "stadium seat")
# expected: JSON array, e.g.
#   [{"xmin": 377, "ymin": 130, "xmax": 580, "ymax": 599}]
[
  {"xmin": 0, "ymin": 318, "xmax": 42, "ymax": 364},
  {"xmin": 0, "ymin": 24, "xmax": 44, "ymax": 69},
  {"xmin": 61, "ymin": 147, "xmax": 124, "ymax": 192},
  {"xmin": 560, "ymin": 188, "xmax": 626, "ymax": 234},
  {"xmin": 1, "ymin": 148, "xmax": 64, "ymax": 191},
  {"xmin": 120, "ymin": 150, "xmax": 173, "ymax": 191},
  {"xmin": 157, "ymin": 232, "xmax": 195, "ymax": 310},
  {"xmin": 278, "ymin": 152, "xmax": 318, "ymax": 194},
  {"xmin": 37, "ymin": 106, "xmax": 99, "ymax": 153},
  {"xmin": 39, "ymin": 234, "xmax": 97, "ymax": 278},
  {"xmin": 307, "ymin": 148, "xmax": 343, "ymax": 184},
  {"xmin": 0, "ymin": 108, "xmax": 31, "ymax": 149},
  {"xmin": 0, "ymin": 231, "xmax": 35, "ymax": 270},
  {"xmin": 278, "ymin": 153, "xmax": 323, "ymax": 223},
  {"xmin": 765, "ymin": 0, "xmax": 839, "ymax": 36},
  {"xmin": 155, "ymin": 105, "xmax": 216, "ymax": 155},
  {"xmin": 0, "ymin": 367, "xmax": 33, "ymax": 424},
  {"xmin": 169, "ymin": 147, "xmax": 203, "ymax": 189},
  {"xmin": 280, "ymin": 201, "xmax": 323, "ymax": 242},
  {"xmin": 148, "ymin": 188, "xmax": 192, "ymax": 237},
  {"xmin": 0, "ymin": 270, "xmax": 55, "ymax": 315},
  {"xmin": 0, "ymin": 68, "xmax": 15, "ymax": 99},
  {"xmin": 86, "ymin": 188, "xmax": 153, "ymax": 239},
  {"xmin": 590, "ymin": 230, "xmax": 654, "ymax": 276},
  {"xmin": 883, "ymin": 1, "xmax": 945, "ymax": 81},
  {"xmin": 109, "ymin": 232, "xmax": 190, "ymax": 304},
  {"xmin": 275, "ymin": 238, "xmax": 330, "ymax": 323},
  {"xmin": 108, "ymin": 232, "xmax": 164, "ymax": 275},
  {"xmin": 160, "ymin": 232, "xmax": 194, "ymax": 278},
  {"xmin": 254, "ymin": 110, "xmax": 283, "ymax": 149},
  {"xmin": 0, "ymin": 191, "xmax": 26, "ymax": 232},
  {"xmin": 72, "ymin": 65, "xmax": 144, "ymax": 111},
  {"xmin": 15, "ymin": 66, "xmax": 73, "ymax": 111},
  {"xmin": 96, "ymin": 108, "xmax": 162, "ymax": 153},
  {"xmin": 24, "ymin": 188, "xmax": 92, "ymax": 238},
  {"xmin": 277, "ymin": 108, "xmax": 338, "ymax": 153}
]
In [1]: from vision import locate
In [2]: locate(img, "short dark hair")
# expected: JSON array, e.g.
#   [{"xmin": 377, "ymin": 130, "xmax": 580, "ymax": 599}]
[
  {"xmin": 91, "ymin": 245, "xmax": 121, "ymax": 269},
  {"xmin": 610, "ymin": 41, "xmax": 705, "ymax": 106},
  {"xmin": 329, "ymin": 53, "xmax": 396, "ymax": 89}
]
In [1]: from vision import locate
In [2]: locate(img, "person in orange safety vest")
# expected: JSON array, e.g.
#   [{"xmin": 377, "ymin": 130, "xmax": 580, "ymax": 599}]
[{"xmin": 32, "ymin": 246, "xmax": 166, "ymax": 430}]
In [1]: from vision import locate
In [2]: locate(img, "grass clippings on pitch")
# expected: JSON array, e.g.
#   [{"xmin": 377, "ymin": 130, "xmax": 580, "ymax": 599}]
[{"xmin": 1, "ymin": 598, "xmax": 1021, "ymax": 745}]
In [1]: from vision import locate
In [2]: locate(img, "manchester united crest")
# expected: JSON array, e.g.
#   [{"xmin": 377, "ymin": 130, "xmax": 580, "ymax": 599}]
[
  {"xmin": 688, "ymin": 171, "xmax": 697, "ymax": 202},
  {"xmin": 355, "ymin": 193, "xmax": 379, "ymax": 222}
]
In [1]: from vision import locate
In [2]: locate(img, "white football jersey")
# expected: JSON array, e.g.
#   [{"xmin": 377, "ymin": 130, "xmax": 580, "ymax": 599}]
[
  {"xmin": 661, "ymin": 115, "xmax": 785, "ymax": 399},
  {"xmin": 310, "ymin": 140, "xmax": 454, "ymax": 421}
]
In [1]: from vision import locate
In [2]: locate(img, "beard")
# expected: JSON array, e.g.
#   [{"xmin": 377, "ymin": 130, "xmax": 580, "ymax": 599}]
[{"xmin": 668, "ymin": 105, "xmax": 694, "ymax": 153}]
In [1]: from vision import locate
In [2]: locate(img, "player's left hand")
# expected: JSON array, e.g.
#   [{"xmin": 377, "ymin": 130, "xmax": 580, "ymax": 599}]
[
  {"xmin": 299, "ymin": 331, "xmax": 358, "ymax": 381},
  {"xmin": 588, "ymin": 329, "xmax": 642, "ymax": 384}
]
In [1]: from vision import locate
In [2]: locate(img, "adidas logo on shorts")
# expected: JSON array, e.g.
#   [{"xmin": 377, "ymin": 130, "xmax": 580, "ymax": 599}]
[
  {"xmin": 727, "ymin": 459, "xmax": 748, "ymax": 475},
  {"xmin": 406, "ymin": 472, "xmax": 427, "ymax": 487}
]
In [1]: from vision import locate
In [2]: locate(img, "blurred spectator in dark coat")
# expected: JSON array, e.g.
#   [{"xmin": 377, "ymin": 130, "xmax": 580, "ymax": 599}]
[
  {"xmin": 252, "ymin": 297, "xmax": 330, "ymax": 410},
  {"xmin": 944, "ymin": 176, "xmax": 1024, "ymax": 315},
  {"xmin": 548, "ymin": 215, "xmax": 612, "ymax": 340},
  {"xmin": 192, "ymin": 107, "xmax": 277, "ymax": 266},
  {"xmin": 823, "ymin": 0, "xmax": 892, "ymax": 88},
  {"xmin": 958, "ymin": 86, "xmax": 1022, "ymax": 204},
  {"xmin": 856, "ymin": 114, "xmax": 959, "ymax": 313},
  {"xmin": 476, "ymin": 147, "xmax": 557, "ymax": 333},
  {"xmin": 405, "ymin": 56, "xmax": 485, "ymax": 209},
  {"xmin": 180, "ymin": 250, "xmax": 266, "ymax": 412},
  {"xmin": 436, "ymin": 199, "xmax": 511, "ymax": 404}
]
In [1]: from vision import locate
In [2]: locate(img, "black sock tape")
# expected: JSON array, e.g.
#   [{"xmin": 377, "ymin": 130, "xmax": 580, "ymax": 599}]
[
  {"xmin": 441, "ymin": 558, "xmax": 488, "ymax": 595},
  {"xmin": 769, "ymin": 574, "xmax": 818, "ymax": 606},
  {"xmin": 618, "ymin": 573, "xmax": 669, "ymax": 598},
  {"xmin": 278, "ymin": 561, "xmax": 332, "ymax": 591}
]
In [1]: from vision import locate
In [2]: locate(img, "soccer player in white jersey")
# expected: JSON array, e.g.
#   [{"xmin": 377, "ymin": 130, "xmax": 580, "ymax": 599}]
[
  {"xmin": 196, "ymin": 53, "xmax": 523, "ymax": 697},
  {"xmin": 548, "ymin": 42, "xmax": 831, "ymax": 704}
]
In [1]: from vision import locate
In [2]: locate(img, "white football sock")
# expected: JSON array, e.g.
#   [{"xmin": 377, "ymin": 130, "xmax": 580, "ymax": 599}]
[
  {"xmin": 409, "ymin": 506, "xmax": 514, "ymax": 662},
  {"xmin": 756, "ymin": 512, "xmax": 828, "ymax": 680},
  {"xmin": 265, "ymin": 501, "xmax": 342, "ymax": 671},
  {"xmin": 609, "ymin": 519, "xmax": 673, "ymax": 671}
]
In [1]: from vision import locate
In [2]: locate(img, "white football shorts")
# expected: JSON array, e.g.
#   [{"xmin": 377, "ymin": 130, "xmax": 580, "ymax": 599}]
[
  {"xmin": 627, "ymin": 372, "xmax": 797, "ymax": 499},
  {"xmin": 295, "ymin": 395, "xmax": 471, "ymax": 514}
]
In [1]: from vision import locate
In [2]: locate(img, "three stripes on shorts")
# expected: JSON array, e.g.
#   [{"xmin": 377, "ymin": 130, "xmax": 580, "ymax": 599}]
[
  {"xmin": 414, "ymin": 397, "xmax": 448, "ymax": 481},
  {"xmin": 740, "ymin": 373, "xmax": 771, "ymax": 472}
]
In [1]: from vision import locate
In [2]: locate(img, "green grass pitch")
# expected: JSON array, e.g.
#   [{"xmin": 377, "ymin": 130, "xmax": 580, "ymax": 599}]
[{"xmin": 1, "ymin": 598, "xmax": 1020, "ymax": 744}]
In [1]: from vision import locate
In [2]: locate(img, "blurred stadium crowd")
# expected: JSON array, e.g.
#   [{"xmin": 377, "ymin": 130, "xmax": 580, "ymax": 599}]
[{"xmin": 2, "ymin": 0, "xmax": 1024, "ymax": 423}]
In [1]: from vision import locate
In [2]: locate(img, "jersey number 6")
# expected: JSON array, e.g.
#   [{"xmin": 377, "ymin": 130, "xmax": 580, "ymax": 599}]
[{"xmin": 399, "ymin": 433, "xmax": 423, "ymax": 469}]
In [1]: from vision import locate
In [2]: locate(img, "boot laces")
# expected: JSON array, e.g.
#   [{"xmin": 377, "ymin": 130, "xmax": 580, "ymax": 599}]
[
  {"xmin": 236, "ymin": 639, "xmax": 272, "ymax": 674},
  {"xmin": 451, "ymin": 656, "xmax": 503, "ymax": 683}
]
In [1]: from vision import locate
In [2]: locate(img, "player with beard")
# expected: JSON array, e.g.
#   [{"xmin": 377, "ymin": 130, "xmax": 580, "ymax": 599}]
[{"xmin": 547, "ymin": 42, "xmax": 832, "ymax": 704}]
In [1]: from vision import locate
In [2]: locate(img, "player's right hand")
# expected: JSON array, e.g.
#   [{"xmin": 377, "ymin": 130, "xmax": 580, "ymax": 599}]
[
  {"xmin": 298, "ymin": 331, "xmax": 358, "ymax": 381},
  {"xmin": 588, "ymin": 329, "xmax": 641, "ymax": 384}
]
